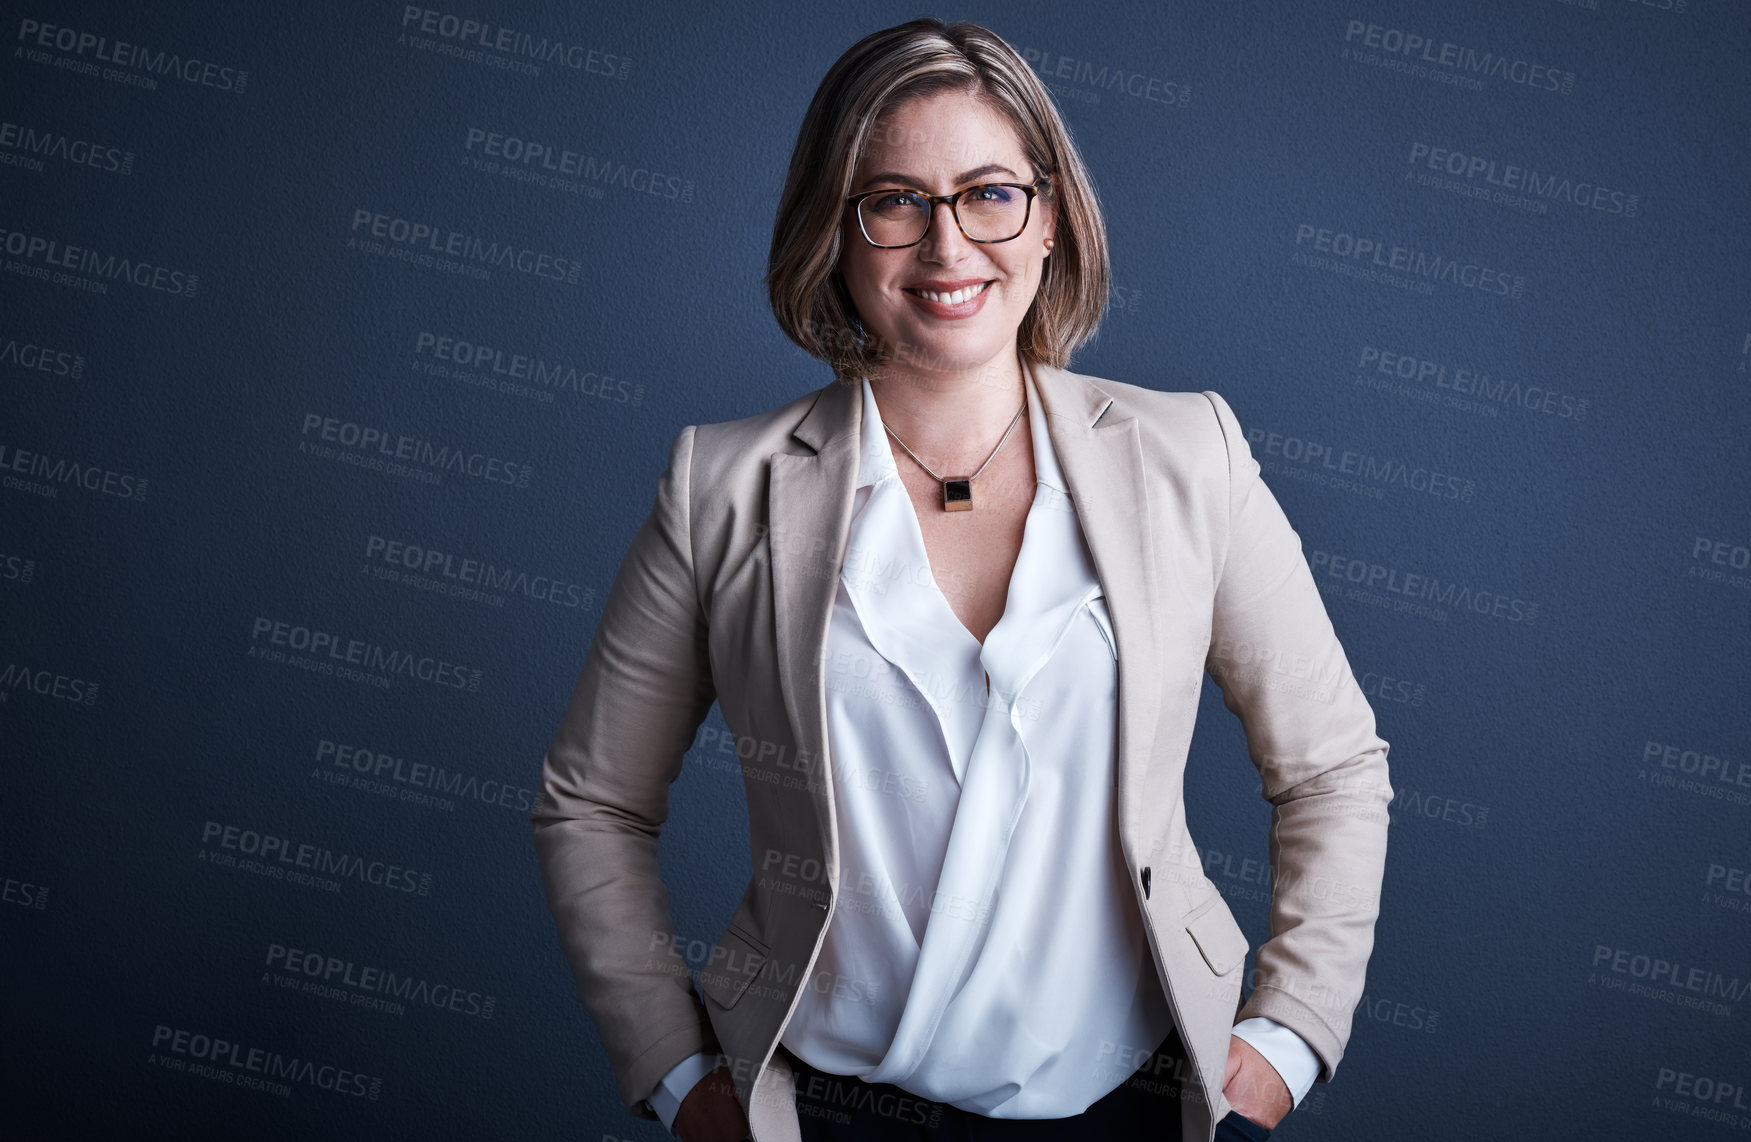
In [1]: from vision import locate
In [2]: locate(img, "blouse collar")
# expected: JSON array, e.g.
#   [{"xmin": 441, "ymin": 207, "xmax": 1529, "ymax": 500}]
[{"xmin": 840, "ymin": 359, "xmax": 1101, "ymax": 787}]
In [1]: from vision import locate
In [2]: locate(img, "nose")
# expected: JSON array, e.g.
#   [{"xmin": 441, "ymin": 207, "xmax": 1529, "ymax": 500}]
[{"xmin": 918, "ymin": 199, "xmax": 974, "ymax": 260}]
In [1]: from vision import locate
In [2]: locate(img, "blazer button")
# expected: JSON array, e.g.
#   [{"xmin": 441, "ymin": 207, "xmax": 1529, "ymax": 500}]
[{"xmin": 1141, "ymin": 867, "xmax": 1152, "ymax": 899}]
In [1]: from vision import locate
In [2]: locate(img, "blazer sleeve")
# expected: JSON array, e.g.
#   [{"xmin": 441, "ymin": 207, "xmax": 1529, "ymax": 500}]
[
  {"xmin": 1199, "ymin": 390, "xmax": 1393, "ymax": 1084},
  {"xmin": 531, "ymin": 424, "xmax": 721, "ymax": 1117}
]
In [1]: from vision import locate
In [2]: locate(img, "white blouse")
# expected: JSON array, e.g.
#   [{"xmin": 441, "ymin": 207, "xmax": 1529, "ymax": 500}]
[{"xmin": 651, "ymin": 372, "xmax": 1318, "ymax": 1129}]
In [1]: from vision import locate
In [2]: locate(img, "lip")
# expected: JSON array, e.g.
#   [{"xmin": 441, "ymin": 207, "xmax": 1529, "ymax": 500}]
[
  {"xmin": 907, "ymin": 277, "xmax": 989, "ymax": 291},
  {"xmin": 902, "ymin": 278, "xmax": 994, "ymax": 319}
]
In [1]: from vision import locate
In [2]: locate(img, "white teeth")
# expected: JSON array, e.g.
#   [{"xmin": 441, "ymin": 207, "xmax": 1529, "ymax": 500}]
[{"xmin": 913, "ymin": 281, "xmax": 989, "ymax": 304}]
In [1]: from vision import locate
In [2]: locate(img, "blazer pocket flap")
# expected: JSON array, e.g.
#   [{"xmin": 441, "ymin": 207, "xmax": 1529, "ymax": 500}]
[
  {"xmin": 696, "ymin": 925, "xmax": 768, "ymax": 1010},
  {"xmin": 1185, "ymin": 897, "xmax": 1249, "ymax": 976}
]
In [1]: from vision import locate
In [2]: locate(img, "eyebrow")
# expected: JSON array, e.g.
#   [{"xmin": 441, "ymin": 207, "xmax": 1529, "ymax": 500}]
[{"xmin": 855, "ymin": 163, "xmax": 1022, "ymax": 191}]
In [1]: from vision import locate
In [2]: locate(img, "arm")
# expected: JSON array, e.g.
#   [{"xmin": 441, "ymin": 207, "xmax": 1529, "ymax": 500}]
[
  {"xmin": 1232, "ymin": 1017, "xmax": 1320, "ymax": 1106},
  {"xmin": 531, "ymin": 425, "xmax": 723, "ymax": 1117},
  {"xmin": 648, "ymin": 1051, "xmax": 720, "ymax": 1132},
  {"xmin": 1201, "ymin": 390, "xmax": 1394, "ymax": 1083}
]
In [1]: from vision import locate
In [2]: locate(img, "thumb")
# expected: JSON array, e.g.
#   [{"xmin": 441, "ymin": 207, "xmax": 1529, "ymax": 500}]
[{"xmin": 1224, "ymin": 1037, "xmax": 1243, "ymax": 1088}]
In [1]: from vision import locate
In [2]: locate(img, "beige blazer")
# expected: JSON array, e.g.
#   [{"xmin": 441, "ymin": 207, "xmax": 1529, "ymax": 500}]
[{"xmin": 532, "ymin": 361, "xmax": 1392, "ymax": 1142}]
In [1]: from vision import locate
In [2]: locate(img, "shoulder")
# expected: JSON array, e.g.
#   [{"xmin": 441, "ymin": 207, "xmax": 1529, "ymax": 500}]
[
  {"xmin": 1052, "ymin": 365, "xmax": 1251, "ymax": 480},
  {"xmin": 679, "ymin": 382, "xmax": 841, "ymax": 482}
]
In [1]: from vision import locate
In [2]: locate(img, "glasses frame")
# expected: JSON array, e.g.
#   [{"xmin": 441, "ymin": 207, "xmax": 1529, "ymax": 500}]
[{"xmin": 844, "ymin": 176, "xmax": 1051, "ymax": 249}]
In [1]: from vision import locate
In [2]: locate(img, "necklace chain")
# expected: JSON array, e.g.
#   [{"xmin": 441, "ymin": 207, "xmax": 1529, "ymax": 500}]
[{"xmin": 882, "ymin": 400, "xmax": 1027, "ymax": 486}]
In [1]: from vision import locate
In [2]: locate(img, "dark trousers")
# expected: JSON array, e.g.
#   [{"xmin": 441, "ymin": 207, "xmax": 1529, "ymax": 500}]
[{"xmin": 783, "ymin": 1025, "xmax": 1276, "ymax": 1142}]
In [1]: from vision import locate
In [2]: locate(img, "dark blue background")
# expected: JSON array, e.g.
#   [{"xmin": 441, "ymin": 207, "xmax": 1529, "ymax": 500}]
[{"xmin": 3, "ymin": 2, "xmax": 1747, "ymax": 1138}]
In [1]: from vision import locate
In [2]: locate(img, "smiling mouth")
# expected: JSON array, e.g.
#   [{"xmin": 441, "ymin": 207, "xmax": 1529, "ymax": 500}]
[{"xmin": 904, "ymin": 281, "xmax": 992, "ymax": 305}]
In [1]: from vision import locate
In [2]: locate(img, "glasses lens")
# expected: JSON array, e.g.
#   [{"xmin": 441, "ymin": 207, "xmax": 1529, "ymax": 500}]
[
  {"xmin": 859, "ymin": 190, "xmax": 930, "ymax": 246},
  {"xmin": 857, "ymin": 185, "xmax": 1033, "ymax": 246},
  {"xmin": 956, "ymin": 184, "xmax": 1031, "ymax": 241}
]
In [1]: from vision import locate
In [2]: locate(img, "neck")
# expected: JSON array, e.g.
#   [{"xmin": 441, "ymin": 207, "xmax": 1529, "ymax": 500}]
[{"xmin": 867, "ymin": 346, "xmax": 1028, "ymax": 475}]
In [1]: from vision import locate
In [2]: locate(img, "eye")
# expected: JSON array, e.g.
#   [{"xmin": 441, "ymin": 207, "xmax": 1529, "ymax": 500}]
[
  {"xmin": 964, "ymin": 184, "xmax": 1015, "ymax": 203},
  {"xmin": 869, "ymin": 189, "xmax": 924, "ymax": 210}
]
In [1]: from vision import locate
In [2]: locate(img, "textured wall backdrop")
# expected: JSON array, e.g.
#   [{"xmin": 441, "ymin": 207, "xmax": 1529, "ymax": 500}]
[{"xmin": 3, "ymin": 1, "xmax": 1748, "ymax": 1138}]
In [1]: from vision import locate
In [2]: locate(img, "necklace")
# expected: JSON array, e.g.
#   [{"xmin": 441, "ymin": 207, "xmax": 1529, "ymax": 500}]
[{"xmin": 882, "ymin": 399, "xmax": 1027, "ymax": 512}]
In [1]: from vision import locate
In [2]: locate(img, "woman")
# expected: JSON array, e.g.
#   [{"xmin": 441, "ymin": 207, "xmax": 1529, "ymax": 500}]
[{"xmin": 532, "ymin": 18, "xmax": 1391, "ymax": 1142}]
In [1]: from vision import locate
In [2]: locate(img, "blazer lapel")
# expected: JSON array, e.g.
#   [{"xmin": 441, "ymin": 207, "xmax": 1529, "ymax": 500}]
[
  {"xmin": 1030, "ymin": 362, "xmax": 1164, "ymax": 843},
  {"xmin": 766, "ymin": 364, "xmax": 1165, "ymax": 862},
  {"xmin": 769, "ymin": 379, "xmax": 863, "ymax": 857}
]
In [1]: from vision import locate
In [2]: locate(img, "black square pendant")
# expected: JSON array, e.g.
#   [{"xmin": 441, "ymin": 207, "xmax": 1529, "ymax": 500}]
[{"xmin": 943, "ymin": 478, "xmax": 973, "ymax": 511}]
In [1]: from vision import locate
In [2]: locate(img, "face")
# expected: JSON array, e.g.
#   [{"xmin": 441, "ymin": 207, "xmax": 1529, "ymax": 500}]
[{"xmin": 836, "ymin": 89, "xmax": 1056, "ymax": 384}]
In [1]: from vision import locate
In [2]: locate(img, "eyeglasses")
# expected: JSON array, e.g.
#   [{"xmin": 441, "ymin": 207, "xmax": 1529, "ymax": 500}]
[{"xmin": 844, "ymin": 177, "xmax": 1050, "ymax": 249}]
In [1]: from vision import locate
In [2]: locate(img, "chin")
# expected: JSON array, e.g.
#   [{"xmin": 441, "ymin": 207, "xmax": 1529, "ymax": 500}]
[{"xmin": 884, "ymin": 325, "xmax": 1007, "ymax": 373}]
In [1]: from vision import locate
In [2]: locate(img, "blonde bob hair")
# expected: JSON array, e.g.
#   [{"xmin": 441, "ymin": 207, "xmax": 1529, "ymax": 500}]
[{"xmin": 767, "ymin": 17, "xmax": 1110, "ymax": 386}]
